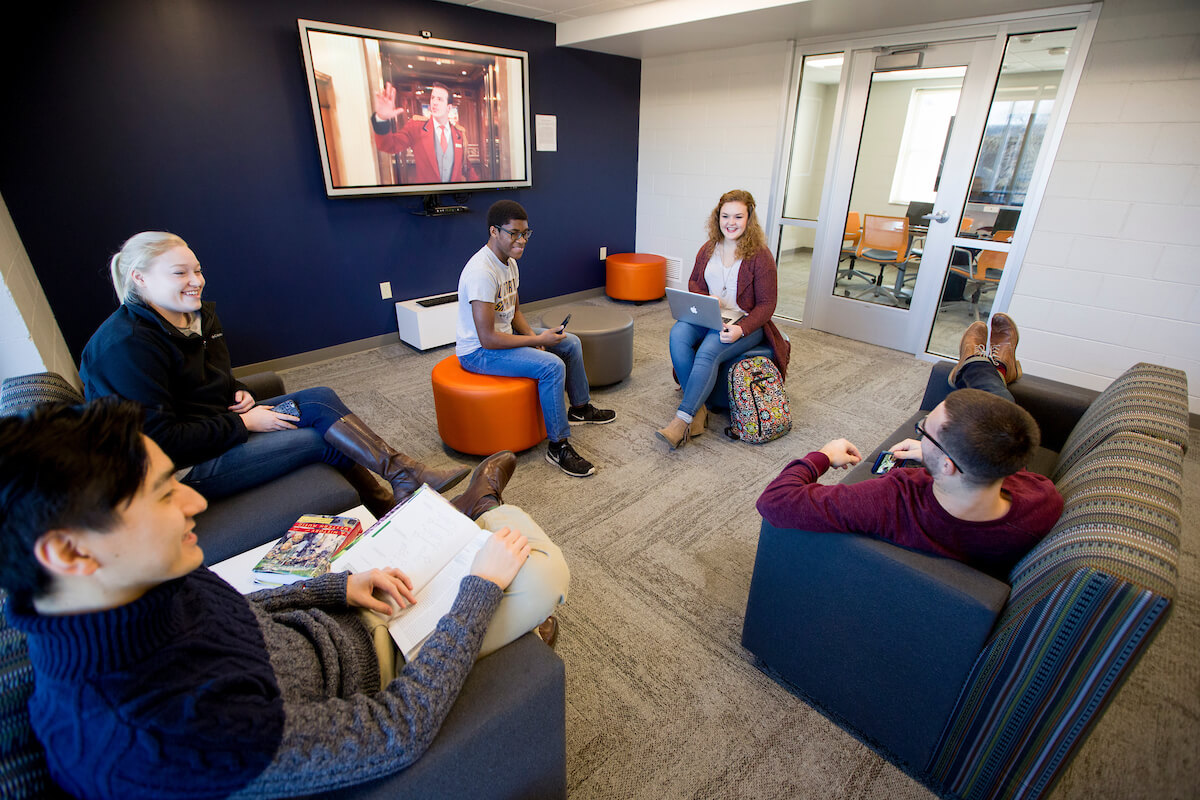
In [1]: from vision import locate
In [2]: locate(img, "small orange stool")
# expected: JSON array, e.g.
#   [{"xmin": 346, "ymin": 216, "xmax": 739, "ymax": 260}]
[
  {"xmin": 431, "ymin": 356, "xmax": 547, "ymax": 455},
  {"xmin": 606, "ymin": 252, "xmax": 667, "ymax": 301}
]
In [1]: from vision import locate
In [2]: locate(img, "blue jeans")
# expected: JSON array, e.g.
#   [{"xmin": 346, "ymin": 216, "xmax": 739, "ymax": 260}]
[
  {"xmin": 954, "ymin": 358, "xmax": 1014, "ymax": 403},
  {"xmin": 182, "ymin": 386, "xmax": 352, "ymax": 500},
  {"xmin": 669, "ymin": 321, "xmax": 765, "ymax": 420},
  {"xmin": 458, "ymin": 331, "xmax": 590, "ymax": 442}
]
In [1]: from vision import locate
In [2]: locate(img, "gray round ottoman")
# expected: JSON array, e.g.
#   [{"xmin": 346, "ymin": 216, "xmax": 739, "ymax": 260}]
[{"xmin": 537, "ymin": 304, "xmax": 634, "ymax": 387}]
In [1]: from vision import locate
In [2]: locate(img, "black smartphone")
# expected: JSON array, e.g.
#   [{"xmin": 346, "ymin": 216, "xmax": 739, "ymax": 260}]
[
  {"xmin": 558, "ymin": 313, "xmax": 571, "ymax": 331},
  {"xmin": 273, "ymin": 399, "xmax": 300, "ymax": 419},
  {"xmin": 871, "ymin": 451, "xmax": 920, "ymax": 474}
]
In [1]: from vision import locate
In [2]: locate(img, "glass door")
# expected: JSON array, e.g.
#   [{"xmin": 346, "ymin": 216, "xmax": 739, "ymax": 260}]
[
  {"xmin": 789, "ymin": 16, "xmax": 1092, "ymax": 356},
  {"xmin": 774, "ymin": 52, "xmax": 846, "ymax": 321},
  {"xmin": 805, "ymin": 38, "xmax": 997, "ymax": 352},
  {"xmin": 926, "ymin": 29, "xmax": 1075, "ymax": 357}
]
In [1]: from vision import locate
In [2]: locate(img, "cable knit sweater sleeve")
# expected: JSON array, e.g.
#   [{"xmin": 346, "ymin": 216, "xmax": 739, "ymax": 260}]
[
  {"xmin": 231, "ymin": 575, "xmax": 502, "ymax": 798},
  {"xmin": 247, "ymin": 571, "xmax": 351, "ymax": 612}
]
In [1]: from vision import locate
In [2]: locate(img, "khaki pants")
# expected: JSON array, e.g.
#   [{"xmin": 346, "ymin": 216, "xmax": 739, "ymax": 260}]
[{"xmin": 360, "ymin": 504, "xmax": 569, "ymax": 685}]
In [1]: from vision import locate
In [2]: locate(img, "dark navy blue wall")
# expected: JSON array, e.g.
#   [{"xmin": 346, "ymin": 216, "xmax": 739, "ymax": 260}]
[{"xmin": 0, "ymin": 0, "xmax": 640, "ymax": 365}]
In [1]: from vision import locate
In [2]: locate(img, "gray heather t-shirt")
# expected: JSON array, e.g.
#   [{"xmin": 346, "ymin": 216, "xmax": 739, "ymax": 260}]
[{"xmin": 456, "ymin": 245, "xmax": 520, "ymax": 357}]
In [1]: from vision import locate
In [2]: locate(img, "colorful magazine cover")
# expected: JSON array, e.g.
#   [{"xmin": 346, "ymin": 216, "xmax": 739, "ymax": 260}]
[{"xmin": 252, "ymin": 514, "xmax": 363, "ymax": 584}]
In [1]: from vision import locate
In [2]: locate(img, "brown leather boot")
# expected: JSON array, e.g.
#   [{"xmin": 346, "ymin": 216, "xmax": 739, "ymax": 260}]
[
  {"xmin": 689, "ymin": 406, "xmax": 707, "ymax": 438},
  {"xmin": 340, "ymin": 464, "xmax": 398, "ymax": 518},
  {"xmin": 947, "ymin": 321, "xmax": 990, "ymax": 387},
  {"xmin": 450, "ymin": 451, "xmax": 516, "ymax": 519},
  {"xmin": 655, "ymin": 416, "xmax": 690, "ymax": 449},
  {"xmin": 324, "ymin": 415, "xmax": 469, "ymax": 505},
  {"xmin": 989, "ymin": 313, "xmax": 1023, "ymax": 384}
]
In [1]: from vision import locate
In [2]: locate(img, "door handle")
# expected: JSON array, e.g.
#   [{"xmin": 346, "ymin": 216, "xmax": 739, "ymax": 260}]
[{"xmin": 931, "ymin": 210, "xmax": 951, "ymax": 223}]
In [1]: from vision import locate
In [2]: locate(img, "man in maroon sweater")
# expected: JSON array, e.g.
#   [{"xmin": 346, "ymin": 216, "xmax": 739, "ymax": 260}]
[{"xmin": 757, "ymin": 315, "xmax": 1062, "ymax": 579}]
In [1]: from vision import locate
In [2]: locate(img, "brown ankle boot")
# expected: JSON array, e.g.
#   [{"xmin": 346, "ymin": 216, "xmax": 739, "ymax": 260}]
[
  {"xmin": 655, "ymin": 416, "xmax": 690, "ymax": 449},
  {"xmin": 536, "ymin": 615, "xmax": 559, "ymax": 649},
  {"xmin": 689, "ymin": 406, "xmax": 707, "ymax": 438},
  {"xmin": 989, "ymin": 313, "xmax": 1023, "ymax": 384},
  {"xmin": 948, "ymin": 321, "xmax": 990, "ymax": 387},
  {"xmin": 340, "ymin": 464, "xmax": 398, "ymax": 518},
  {"xmin": 324, "ymin": 415, "xmax": 470, "ymax": 504},
  {"xmin": 450, "ymin": 451, "xmax": 516, "ymax": 520}
]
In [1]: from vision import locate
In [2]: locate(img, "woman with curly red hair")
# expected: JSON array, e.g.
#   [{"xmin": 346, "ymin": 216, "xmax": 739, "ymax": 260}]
[{"xmin": 656, "ymin": 189, "xmax": 791, "ymax": 448}]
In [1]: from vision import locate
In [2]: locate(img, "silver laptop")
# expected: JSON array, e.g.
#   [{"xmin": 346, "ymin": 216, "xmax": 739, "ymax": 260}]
[{"xmin": 665, "ymin": 287, "xmax": 734, "ymax": 331}]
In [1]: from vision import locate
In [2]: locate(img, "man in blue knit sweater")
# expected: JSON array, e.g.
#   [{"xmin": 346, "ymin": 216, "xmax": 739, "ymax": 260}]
[{"xmin": 0, "ymin": 398, "xmax": 567, "ymax": 799}]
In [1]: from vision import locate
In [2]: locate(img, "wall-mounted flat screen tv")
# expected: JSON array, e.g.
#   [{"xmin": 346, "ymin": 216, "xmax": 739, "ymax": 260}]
[{"xmin": 298, "ymin": 19, "xmax": 532, "ymax": 198}]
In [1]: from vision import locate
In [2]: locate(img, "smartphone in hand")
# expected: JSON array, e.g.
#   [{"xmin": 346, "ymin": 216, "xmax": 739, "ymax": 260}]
[
  {"xmin": 558, "ymin": 313, "xmax": 571, "ymax": 332},
  {"xmin": 273, "ymin": 399, "xmax": 300, "ymax": 419},
  {"xmin": 871, "ymin": 451, "xmax": 920, "ymax": 474}
]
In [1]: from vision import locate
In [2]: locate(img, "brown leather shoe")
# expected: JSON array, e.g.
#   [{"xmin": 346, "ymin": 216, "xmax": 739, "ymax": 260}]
[
  {"xmin": 948, "ymin": 321, "xmax": 990, "ymax": 387},
  {"xmin": 536, "ymin": 615, "xmax": 559, "ymax": 649},
  {"xmin": 689, "ymin": 405, "xmax": 707, "ymax": 438},
  {"xmin": 989, "ymin": 313, "xmax": 1023, "ymax": 384},
  {"xmin": 450, "ymin": 451, "xmax": 517, "ymax": 519}
]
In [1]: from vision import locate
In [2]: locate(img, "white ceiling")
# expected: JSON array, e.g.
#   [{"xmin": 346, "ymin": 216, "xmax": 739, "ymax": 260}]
[
  {"xmin": 437, "ymin": 0, "xmax": 1087, "ymax": 59},
  {"xmin": 438, "ymin": 0, "xmax": 670, "ymax": 25}
]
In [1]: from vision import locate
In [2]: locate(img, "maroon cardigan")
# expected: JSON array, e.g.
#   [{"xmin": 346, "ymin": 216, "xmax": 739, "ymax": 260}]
[{"xmin": 688, "ymin": 242, "xmax": 792, "ymax": 380}]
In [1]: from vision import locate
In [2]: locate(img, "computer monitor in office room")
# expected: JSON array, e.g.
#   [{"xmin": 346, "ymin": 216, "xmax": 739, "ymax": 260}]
[
  {"xmin": 905, "ymin": 201, "xmax": 934, "ymax": 228},
  {"xmin": 993, "ymin": 208, "xmax": 1021, "ymax": 232}
]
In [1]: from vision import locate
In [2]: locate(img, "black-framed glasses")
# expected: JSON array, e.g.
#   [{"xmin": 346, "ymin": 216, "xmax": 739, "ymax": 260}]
[
  {"xmin": 495, "ymin": 226, "xmax": 533, "ymax": 242},
  {"xmin": 914, "ymin": 417, "xmax": 965, "ymax": 474}
]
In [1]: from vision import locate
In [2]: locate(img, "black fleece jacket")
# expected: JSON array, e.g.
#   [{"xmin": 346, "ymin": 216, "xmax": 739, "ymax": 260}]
[{"xmin": 81, "ymin": 300, "xmax": 250, "ymax": 467}]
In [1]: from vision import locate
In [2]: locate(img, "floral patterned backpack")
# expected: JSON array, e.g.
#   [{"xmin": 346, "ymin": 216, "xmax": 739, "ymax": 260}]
[{"xmin": 725, "ymin": 355, "xmax": 791, "ymax": 444}]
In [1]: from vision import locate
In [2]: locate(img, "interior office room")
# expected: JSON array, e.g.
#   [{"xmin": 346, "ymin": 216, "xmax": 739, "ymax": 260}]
[{"xmin": 0, "ymin": 0, "xmax": 1196, "ymax": 799}]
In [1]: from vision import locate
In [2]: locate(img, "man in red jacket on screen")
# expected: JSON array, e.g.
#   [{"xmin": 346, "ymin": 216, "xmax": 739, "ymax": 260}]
[
  {"xmin": 757, "ymin": 314, "xmax": 1063, "ymax": 579},
  {"xmin": 371, "ymin": 81, "xmax": 477, "ymax": 184}
]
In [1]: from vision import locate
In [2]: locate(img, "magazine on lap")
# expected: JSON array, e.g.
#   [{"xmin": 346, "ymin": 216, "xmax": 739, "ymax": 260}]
[{"xmin": 334, "ymin": 485, "xmax": 490, "ymax": 660}]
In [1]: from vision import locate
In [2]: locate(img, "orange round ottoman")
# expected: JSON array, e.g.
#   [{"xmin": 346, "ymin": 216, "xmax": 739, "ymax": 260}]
[
  {"xmin": 606, "ymin": 252, "xmax": 667, "ymax": 302},
  {"xmin": 431, "ymin": 355, "xmax": 547, "ymax": 456}
]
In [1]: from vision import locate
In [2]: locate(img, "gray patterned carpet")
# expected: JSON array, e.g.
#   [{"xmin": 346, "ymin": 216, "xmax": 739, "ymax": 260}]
[{"xmin": 279, "ymin": 296, "xmax": 1197, "ymax": 800}]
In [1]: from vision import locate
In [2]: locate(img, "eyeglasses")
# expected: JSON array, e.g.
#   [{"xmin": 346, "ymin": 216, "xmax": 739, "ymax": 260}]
[
  {"xmin": 495, "ymin": 226, "xmax": 533, "ymax": 242},
  {"xmin": 914, "ymin": 417, "xmax": 965, "ymax": 474}
]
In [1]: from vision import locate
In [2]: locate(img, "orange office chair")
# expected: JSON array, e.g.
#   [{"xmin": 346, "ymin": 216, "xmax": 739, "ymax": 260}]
[
  {"xmin": 948, "ymin": 230, "xmax": 1013, "ymax": 320},
  {"xmin": 905, "ymin": 215, "xmax": 983, "ymax": 301},
  {"xmin": 843, "ymin": 212, "xmax": 862, "ymax": 252},
  {"xmin": 837, "ymin": 212, "xmax": 876, "ymax": 288},
  {"xmin": 850, "ymin": 214, "xmax": 911, "ymax": 306}
]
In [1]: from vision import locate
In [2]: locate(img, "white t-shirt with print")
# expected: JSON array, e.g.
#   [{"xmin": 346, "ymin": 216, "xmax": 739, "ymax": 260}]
[{"xmin": 456, "ymin": 245, "xmax": 520, "ymax": 357}]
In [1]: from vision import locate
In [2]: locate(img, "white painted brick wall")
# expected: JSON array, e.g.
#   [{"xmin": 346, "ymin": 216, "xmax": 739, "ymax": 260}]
[
  {"xmin": 636, "ymin": 6, "xmax": 1199, "ymax": 412},
  {"xmin": 1011, "ymin": 0, "xmax": 1200, "ymax": 412},
  {"xmin": 635, "ymin": 41, "xmax": 791, "ymax": 284}
]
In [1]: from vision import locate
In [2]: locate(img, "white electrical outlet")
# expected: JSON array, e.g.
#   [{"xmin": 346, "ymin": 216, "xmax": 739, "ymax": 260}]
[
  {"xmin": 600, "ymin": 246, "xmax": 607, "ymax": 260},
  {"xmin": 379, "ymin": 282, "xmax": 392, "ymax": 300}
]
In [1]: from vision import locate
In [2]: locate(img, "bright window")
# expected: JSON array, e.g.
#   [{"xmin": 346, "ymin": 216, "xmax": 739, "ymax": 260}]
[
  {"xmin": 970, "ymin": 94, "xmax": 1055, "ymax": 206},
  {"xmin": 889, "ymin": 87, "xmax": 960, "ymax": 204}
]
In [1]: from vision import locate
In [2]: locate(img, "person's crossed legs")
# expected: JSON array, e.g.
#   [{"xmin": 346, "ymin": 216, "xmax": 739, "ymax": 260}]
[{"xmin": 948, "ymin": 314, "xmax": 1023, "ymax": 403}]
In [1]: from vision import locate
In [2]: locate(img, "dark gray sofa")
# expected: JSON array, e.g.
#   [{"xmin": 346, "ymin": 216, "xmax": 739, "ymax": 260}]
[
  {"xmin": 0, "ymin": 372, "xmax": 568, "ymax": 799},
  {"xmin": 0, "ymin": 371, "xmax": 360, "ymax": 564},
  {"xmin": 741, "ymin": 361, "xmax": 1189, "ymax": 800}
]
